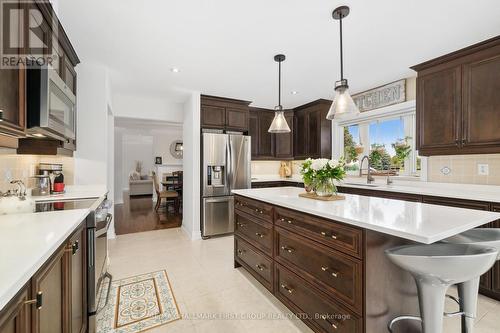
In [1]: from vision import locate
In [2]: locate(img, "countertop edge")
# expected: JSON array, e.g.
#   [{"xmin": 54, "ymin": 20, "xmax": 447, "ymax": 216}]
[{"xmin": 232, "ymin": 188, "xmax": 500, "ymax": 244}]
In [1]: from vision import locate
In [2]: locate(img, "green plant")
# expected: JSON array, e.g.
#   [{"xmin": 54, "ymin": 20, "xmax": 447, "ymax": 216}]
[
  {"xmin": 391, "ymin": 137, "xmax": 412, "ymax": 168},
  {"xmin": 343, "ymin": 127, "xmax": 358, "ymax": 162},
  {"xmin": 369, "ymin": 144, "xmax": 391, "ymax": 170}
]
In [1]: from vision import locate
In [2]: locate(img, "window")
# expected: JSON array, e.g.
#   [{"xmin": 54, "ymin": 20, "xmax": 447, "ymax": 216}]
[{"xmin": 333, "ymin": 100, "xmax": 423, "ymax": 178}]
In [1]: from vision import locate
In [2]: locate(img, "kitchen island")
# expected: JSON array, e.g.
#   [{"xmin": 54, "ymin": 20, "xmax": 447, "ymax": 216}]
[{"xmin": 232, "ymin": 187, "xmax": 500, "ymax": 333}]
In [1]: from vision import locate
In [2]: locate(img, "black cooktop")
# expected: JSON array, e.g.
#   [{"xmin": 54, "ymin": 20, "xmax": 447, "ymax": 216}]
[{"xmin": 35, "ymin": 199, "xmax": 98, "ymax": 212}]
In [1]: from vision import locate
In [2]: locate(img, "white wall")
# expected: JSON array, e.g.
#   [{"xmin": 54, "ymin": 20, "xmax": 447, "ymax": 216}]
[
  {"xmin": 114, "ymin": 129, "xmax": 124, "ymax": 204},
  {"xmin": 74, "ymin": 63, "xmax": 112, "ymax": 186},
  {"xmin": 113, "ymin": 93, "xmax": 184, "ymax": 123},
  {"xmin": 152, "ymin": 127, "xmax": 183, "ymax": 165},
  {"xmin": 182, "ymin": 91, "xmax": 201, "ymax": 240}
]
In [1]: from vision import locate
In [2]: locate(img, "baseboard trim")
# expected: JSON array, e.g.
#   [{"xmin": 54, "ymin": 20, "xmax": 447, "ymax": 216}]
[{"xmin": 181, "ymin": 224, "xmax": 202, "ymax": 240}]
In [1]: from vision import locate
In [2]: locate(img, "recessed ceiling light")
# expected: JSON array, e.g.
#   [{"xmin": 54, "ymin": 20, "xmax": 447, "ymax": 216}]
[
  {"xmin": 291, "ymin": 91, "xmax": 298, "ymax": 95},
  {"xmin": 171, "ymin": 68, "xmax": 180, "ymax": 73}
]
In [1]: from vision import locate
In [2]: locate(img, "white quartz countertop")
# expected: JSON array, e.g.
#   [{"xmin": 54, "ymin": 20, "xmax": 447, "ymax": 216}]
[
  {"xmin": 250, "ymin": 175, "xmax": 500, "ymax": 203},
  {"xmin": 31, "ymin": 184, "xmax": 108, "ymax": 202},
  {"xmin": 0, "ymin": 209, "xmax": 89, "ymax": 311},
  {"xmin": 232, "ymin": 187, "xmax": 500, "ymax": 244}
]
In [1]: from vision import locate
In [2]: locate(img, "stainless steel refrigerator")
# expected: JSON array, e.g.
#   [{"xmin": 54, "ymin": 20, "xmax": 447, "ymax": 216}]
[{"xmin": 201, "ymin": 132, "xmax": 251, "ymax": 238}]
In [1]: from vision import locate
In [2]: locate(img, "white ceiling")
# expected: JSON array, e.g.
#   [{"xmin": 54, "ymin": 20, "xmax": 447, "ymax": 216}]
[{"xmin": 58, "ymin": 0, "xmax": 500, "ymax": 108}]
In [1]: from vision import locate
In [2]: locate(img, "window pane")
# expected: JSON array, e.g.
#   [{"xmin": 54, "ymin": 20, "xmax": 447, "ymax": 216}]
[
  {"xmin": 344, "ymin": 125, "xmax": 359, "ymax": 163},
  {"xmin": 369, "ymin": 118, "xmax": 410, "ymax": 176}
]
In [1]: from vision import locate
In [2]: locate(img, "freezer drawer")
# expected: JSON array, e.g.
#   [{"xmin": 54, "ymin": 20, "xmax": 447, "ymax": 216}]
[{"xmin": 202, "ymin": 196, "xmax": 234, "ymax": 237}]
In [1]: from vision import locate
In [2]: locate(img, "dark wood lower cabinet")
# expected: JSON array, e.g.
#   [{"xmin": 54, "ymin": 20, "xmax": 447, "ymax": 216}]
[
  {"xmin": 0, "ymin": 284, "xmax": 31, "ymax": 333},
  {"xmin": 68, "ymin": 227, "xmax": 86, "ymax": 333},
  {"xmin": 0, "ymin": 223, "xmax": 87, "ymax": 333},
  {"xmin": 235, "ymin": 197, "xmax": 364, "ymax": 333}
]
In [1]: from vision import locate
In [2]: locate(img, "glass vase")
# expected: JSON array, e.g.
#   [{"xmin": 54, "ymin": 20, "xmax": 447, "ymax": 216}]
[{"xmin": 314, "ymin": 178, "xmax": 337, "ymax": 197}]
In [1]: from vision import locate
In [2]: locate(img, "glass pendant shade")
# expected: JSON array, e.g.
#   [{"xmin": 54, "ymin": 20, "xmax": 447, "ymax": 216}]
[
  {"xmin": 326, "ymin": 85, "xmax": 359, "ymax": 120},
  {"xmin": 268, "ymin": 109, "xmax": 290, "ymax": 133}
]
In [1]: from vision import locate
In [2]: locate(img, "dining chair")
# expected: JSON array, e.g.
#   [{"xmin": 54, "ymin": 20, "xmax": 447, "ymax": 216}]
[{"xmin": 152, "ymin": 171, "xmax": 179, "ymax": 213}]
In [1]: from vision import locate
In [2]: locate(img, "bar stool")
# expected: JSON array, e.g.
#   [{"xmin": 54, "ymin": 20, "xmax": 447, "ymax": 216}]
[
  {"xmin": 385, "ymin": 243, "xmax": 498, "ymax": 333},
  {"xmin": 441, "ymin": 229, "xmax": 500, "ymax": 332}
]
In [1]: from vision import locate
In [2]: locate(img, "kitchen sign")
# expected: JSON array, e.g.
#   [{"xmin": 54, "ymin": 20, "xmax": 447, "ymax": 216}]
[{"xmin": 352, "ymin": 79, "xmax": 406, "ymax": 112}]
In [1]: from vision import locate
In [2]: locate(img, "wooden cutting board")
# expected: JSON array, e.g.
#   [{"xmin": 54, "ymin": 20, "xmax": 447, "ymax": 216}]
[{"xmin": 298, "ymin": 192, "xmax": 345, "ymax": 201}]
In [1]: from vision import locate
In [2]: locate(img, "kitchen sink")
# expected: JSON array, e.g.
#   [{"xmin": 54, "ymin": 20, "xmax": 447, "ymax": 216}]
[{"xmin": 342, "ymin": 182, "xmax": 380, "ymax": 188}]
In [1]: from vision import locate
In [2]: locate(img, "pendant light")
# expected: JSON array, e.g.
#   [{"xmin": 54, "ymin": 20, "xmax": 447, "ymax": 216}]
[
  {"xmin": 268, "ymin": 54, "xmax": 291, "ymax": 133},
  {"xmin": 326, "ymin": 6, "xmax": 360, "ymax": 120}
]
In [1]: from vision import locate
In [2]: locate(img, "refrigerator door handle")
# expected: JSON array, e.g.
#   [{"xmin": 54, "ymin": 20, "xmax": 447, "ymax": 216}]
[{"xmin": 226, "ymin": 136, "xmax": 232, "ymax": 192}]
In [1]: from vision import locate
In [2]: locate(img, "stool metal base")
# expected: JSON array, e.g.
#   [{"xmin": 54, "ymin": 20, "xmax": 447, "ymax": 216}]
[{"xmin": 388, "ymin": 315, "xmax": 422, "ymax": 333}]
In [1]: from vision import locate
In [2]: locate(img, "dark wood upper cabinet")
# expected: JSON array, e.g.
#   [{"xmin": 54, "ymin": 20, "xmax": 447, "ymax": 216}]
[
  {"xmin": 412, "ymin": 36, "xmax": 500, "ymax": 156},
  {"xmin": 294, "ymin": 109, "xmax": 308, "ymax": 159},
  {"xmin": 275, "ymin": 112, "xmax": 294, "ymax": 159},
  {"xmin": 201, "ymin": 105, "xmax": 226, "ymax": 129},
  {"xmin": 226, "ymin": 108, "xmax": 249, "ymax": 130},
  {"xmin": 416, "ymin": 66, "xmax": 462, "ymax": 152},
  {"xmin": 256, "ymin": 109, "xmax": 275, "ymax": 159},
  {"xmin": 294, "ymin": 99, "xmax": 332, "ymax": 159},
  {"xmin": 200, "ymin": 95, "xmax": 251, "ymax": 131},
  {"xmin": 0, "ymin": 0, "xmax": 26, "ymax": 145},
  {"xmin": 462, "ymin": 45, "xmax": 500, "ymax": 149},
  {"xmin": 249, "ymin": 112, "xmax": 259, "ymax": 158}
]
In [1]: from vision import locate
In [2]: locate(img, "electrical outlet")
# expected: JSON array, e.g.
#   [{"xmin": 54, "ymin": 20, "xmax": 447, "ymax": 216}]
[{"xmin": 477, "ymin": 164, "xmax": 489, "ymax": 176}]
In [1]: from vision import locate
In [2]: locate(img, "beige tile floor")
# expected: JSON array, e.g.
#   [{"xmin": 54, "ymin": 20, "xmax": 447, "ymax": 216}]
[{"xmin": 107, "ymin": 228, "xmax": 500, "ymax": 333}]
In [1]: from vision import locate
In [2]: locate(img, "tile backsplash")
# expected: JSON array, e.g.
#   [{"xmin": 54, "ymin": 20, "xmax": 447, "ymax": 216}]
[
  {"xmin": 427, "ymin": 154, "xmax": 500, "ymax": 185},
  {"xmin": 251, "ymin": 160, "xmax": 304, "ymax": 176},
  {"xmin": 0, "ymin": 154, "xmax": 74, "ymax": 192}
]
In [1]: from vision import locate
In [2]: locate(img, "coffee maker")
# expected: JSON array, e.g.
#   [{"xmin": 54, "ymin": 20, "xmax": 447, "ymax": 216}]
[{"xmin": 38, "ymin": 163, "xmax": 64, "ymax": 194}]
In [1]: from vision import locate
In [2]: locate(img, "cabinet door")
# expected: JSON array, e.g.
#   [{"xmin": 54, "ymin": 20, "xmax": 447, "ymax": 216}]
[
  {"xmin": 294, "ymin": 110, "xmax": 308, "ymax": 158},
  {"xmin": 201, "ymin": 105, "xmax": 225, "ymax": 129},
  {"xmin": 416, "ymin": 66, "xmax": 462, "ymax": 154},
  {"xmin": 0, "ymin": 284, "xmax": 31, "ymax": 333},
  {"xmin": 257, "ymin": 111, "xmax": 275, "ymax": 158},
  {"xmin": 63, "ymin": 56, "xmax": 77, "ymax": 95},
  {"xmin": 225, "ymin": 108, "xmax": 248, "ymax": 131},
  {"xmin": 68, "ymin": 226, "xmax": 86, "ymax": 333},
  {"xmin": 0, "ymin": 0, "xmax": 25, "ymax": 137},
  {"xmin": 248, "ymin": 112, "xmax": 259, "ymax": 158},
  {"xmin": 462, "ymin": 47, "xmax": 500, "ymax": 150},
  {"xmin": 275, "ymin": 113, "xmax": 294, "ymax": 159},
  {"xmin": 307, "ymin": 109, "xmax": 321, "ymax": 158},
  {"xmin": 31, "ymin": 246, "xmax": 68, "ymax": 333}
]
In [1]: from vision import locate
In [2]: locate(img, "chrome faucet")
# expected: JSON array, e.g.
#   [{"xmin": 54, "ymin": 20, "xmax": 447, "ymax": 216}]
[
  {"xmin": 9, "ymin": 180, "xmax": 27, "ymax": 200},
  {"xmin": 359, "ymin": 155, "xmax": 375, "ymax": 184}
]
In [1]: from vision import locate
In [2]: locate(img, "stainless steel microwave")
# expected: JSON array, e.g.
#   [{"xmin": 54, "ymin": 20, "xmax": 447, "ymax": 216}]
[{"xmin": 26, "ymin": 67, "xmax": 76, "ymax": 141}]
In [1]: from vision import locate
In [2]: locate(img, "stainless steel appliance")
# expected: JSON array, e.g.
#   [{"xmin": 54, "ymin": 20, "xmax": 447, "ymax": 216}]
[
  {"xmin": 202, "ymin": 132, "xmax": 251, "ymax": 238},
  {"xmin": 26, "ymin": 66, "xmax": 76, "ymax": 141},
  {"xmin": 38, "ymin": 163, "xmax": 64, "ymax": 194},
  {"xmin": 35, "ymin": 197, "xmax": 112, "ymax": 330},
  {"xmin": 31, "ymin": 175, "xmax": 50, "ymax": 196}
]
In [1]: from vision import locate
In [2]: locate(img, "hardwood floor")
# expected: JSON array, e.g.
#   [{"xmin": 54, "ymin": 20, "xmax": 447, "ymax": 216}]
[{"xmin": 114, "ymin": 192, "xmax": 182, "ymax": 235}]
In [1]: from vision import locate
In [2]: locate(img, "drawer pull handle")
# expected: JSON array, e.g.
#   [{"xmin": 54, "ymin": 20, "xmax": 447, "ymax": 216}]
[
  {"xmin": 321, "ymin": 266, "xmax": 339, "ymax": 278},
  {"xmin": 255, "ymin": 264, "xmax": 265, "ymax": 271},
  {"xmin": 279, "ymin": 217, "xmax": 293, "ymax": 224},
  {"xmin": 320, "ymin": 231, "xmax": 338, "ymax": 240},
  {"xmin": 24, "ymin": 291, "xmax": 43, "ymax": 310},
  {"xmin": 281, "ymin": 246, "xmax": 294, "ymax": 253},
  {"xmin": 65, "ymin": 240, "xmax": 79, "ymax": 255},
  {"xmin": 320, "ymin": 315, "xmax": 339, "ymax": 330},
  {"xmin": 255, "ymin": 232, "xmax": 265, "ymax": 238},
  {"xmin": 236, "ymin": 222, "xmax": 247, "ymax": 228},
  {"xmin": 237, "ymin": 249, "xmax": 245, "ymax": 255},
  {"xmin": 280, "ymin": 283, "xmax": 294, "ymax": 294}
]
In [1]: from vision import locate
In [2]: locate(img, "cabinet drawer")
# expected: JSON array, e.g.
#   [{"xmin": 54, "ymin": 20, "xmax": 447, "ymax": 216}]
[
  {"xmin": 234, "ymin": 236, "xmax": 273, "ymax": 291},
  {"xmin": 275, "ymin": 207, "xmax": 363, "ymax": 259},
  {"xmin": 235, "ymin": 196, "xmax": 274, "ymax": 223},
  {"xmin": 235, "ymin": 211, "xmax": 273, "ymax": 256},
  {"xmin": 275, "ymin": 264, "xmax": 362, "ymax": 333},
  {"xmin": 275, "ymin": 227, "xmax": 363, "ymax": 314}
]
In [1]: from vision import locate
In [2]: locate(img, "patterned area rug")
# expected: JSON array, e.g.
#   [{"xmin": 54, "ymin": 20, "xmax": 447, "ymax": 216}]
[{"xmin": 97, "ymin": 270, "xmax": 181, "ymax": 333}]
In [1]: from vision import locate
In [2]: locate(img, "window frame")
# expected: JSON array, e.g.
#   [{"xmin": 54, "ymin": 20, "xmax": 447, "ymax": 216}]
[{"xmin": 331, "ymin": 100, "xmax": 427, "ymax": 179}]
